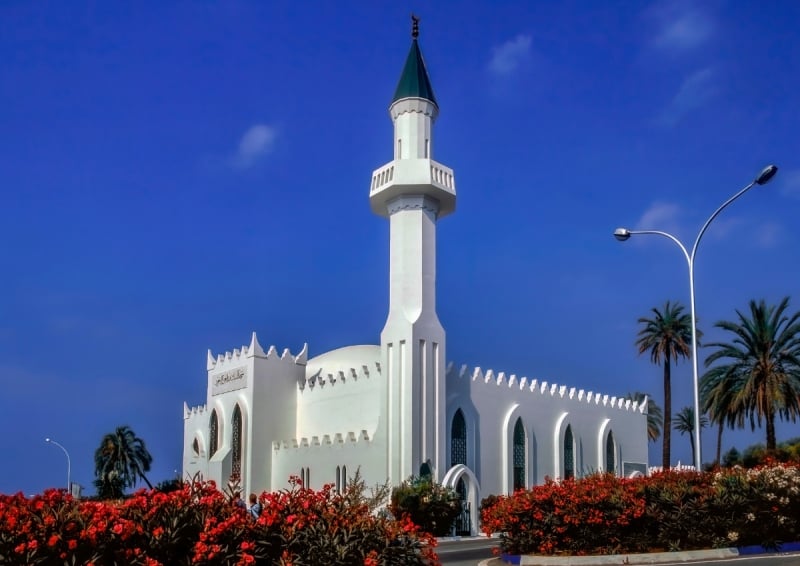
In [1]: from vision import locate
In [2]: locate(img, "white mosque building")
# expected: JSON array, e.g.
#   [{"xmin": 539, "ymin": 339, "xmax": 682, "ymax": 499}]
[{"xmin": 183, "ymin": 21, "xmax": 648, "ymax": 534}]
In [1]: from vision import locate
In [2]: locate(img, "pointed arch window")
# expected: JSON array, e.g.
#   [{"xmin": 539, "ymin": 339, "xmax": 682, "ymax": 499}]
[
  {"xmin": 606, "ymin": 431, "xmax": 616, "ymax": 475},
  {"xmin": 232, "ymin": 405, "xmax": 242, "ymax": 478},
  {"xmin": 564, "ymin": 424, "xmax": 575, "ymax": 479},
  {"xmin": 192, "ymin": 438, "xmax": 200, "ymax": 458},
  {"xmin": 513, "ymin": 418, "xmax": 526, "ymax": 491},
  {"xmin": 209, "ymin": 410, "xmax": 219, "ymax": 458},
  {"xmin": 451, "ymin": 409, "xmax": 467, "ymax": 467}
]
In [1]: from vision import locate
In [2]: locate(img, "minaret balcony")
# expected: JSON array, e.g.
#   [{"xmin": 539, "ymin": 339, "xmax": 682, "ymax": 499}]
[{"xmin": 369, "ymin": 158, "xmax": 456, "ymax": 218}]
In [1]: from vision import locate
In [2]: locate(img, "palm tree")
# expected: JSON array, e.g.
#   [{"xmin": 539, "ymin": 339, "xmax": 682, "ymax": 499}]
[
  {"xmin": 636, "ymin": 301, "xmax": 695, "ymax": 469},
  {"xmin": 625, "ymin": 391, "xmax": 663, "ymax": 443},
  {"xmin": 700, "ymin": 363, "xmax": 748, "ymax": 467},
  {"xmin": 703, "ymin": 297, "xmax": 800, "ymax": 451},
  {"xmin": 94, "ymin": 425, "xmax": 154, "ymax": 498},
  {"xmin": 673, "ymin": 406, "xmax": 709, "ymax": 467}
]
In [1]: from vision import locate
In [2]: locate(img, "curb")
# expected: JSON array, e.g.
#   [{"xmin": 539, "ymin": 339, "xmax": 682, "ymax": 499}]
[{"xmin": 498, "ymin": 548, "xmax": 738, "ymax": 564}]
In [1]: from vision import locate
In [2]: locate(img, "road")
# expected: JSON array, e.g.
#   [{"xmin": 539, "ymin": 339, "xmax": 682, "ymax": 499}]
[{"xmin": 437, "ymin": 538, "xmax": 499, "ymax": 565}]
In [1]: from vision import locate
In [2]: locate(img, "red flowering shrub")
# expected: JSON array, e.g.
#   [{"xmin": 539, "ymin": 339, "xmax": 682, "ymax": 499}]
[
  {"xmin": 481, "ymin": 473, "xmax": 647, "ymax": 555},
  {"xmin": 0, "ymin": 477, "xmax": 439, "ymax": 565},
  {"xmin": 481, "ymin": 463, "xmax": 800, "ymax": 556}
]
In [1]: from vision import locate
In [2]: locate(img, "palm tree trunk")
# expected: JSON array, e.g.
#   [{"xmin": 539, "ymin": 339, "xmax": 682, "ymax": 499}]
[
  {"xmin": 689, "ymin": 432, "xmax": 695, "ymax": 467},
  {"xmin": 715, "ymin": 421, "xmax": 723, "ymax": 467},
  {"xmin": 766, "ymin": 409, "xmax": 777, "ymax": 452},
  {"xmin": 134, "ymin": 463, "xmax": 154, "ymax": 489},
  {"xmin": 663, "ymin": 358, "xmax": 671, "ymax": 469}
]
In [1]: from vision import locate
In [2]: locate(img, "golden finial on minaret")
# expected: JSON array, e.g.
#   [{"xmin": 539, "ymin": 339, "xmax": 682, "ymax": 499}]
[{"xmin": 411, "ymin": 13, "xmax": 420, "ymax": 39}]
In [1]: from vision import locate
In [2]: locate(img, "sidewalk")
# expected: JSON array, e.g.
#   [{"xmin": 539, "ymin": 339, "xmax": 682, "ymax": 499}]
[{"xmin": 477, "ymin": 542, "xmax": 800, "ymax": 565}]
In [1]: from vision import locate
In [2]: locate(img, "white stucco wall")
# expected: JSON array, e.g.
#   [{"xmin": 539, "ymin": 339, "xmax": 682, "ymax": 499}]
[{"xmin": 445, "ymin": 365, "xmax": 649, "ymax": 498}]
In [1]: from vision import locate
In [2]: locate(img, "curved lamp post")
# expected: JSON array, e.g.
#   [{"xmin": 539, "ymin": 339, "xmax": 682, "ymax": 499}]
[
  {"xmin": 45, "ymin": 437, "xmax": 71, "ymax": 493},
  {"xmin": 614, "ymin": 164, "xmax": 778, "ymax": 471}
]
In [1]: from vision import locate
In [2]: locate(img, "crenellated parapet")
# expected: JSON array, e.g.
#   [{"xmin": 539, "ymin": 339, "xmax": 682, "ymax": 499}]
[
  {"xmin": 446, "ymin": 363, "xmax": 648, "ymax": 414},
  {"xmin": 207, "ymin": 332, "xmax": 308, "ymax": 372},
  {"xmin": 298, "ymin": 362, "xmax": 381, "ymax": 392},
  {"xmin": 272, "ymin": 429, "xmax": 372, "ymax": 451},
  {"xmin": 183, "ymin": 402, "xmax": 208, "ymax": 420}
]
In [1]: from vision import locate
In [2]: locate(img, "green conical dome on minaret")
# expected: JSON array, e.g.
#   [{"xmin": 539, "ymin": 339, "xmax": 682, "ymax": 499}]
[{"xmin": 392, "ymin": 17, "xmax": 438, "ymax": 107}]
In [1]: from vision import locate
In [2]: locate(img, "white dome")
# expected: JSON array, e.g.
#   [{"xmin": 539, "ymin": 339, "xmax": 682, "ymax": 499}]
[{"xmin": 306, "ymin": 344, "xmax": 380, "ymax": 378}]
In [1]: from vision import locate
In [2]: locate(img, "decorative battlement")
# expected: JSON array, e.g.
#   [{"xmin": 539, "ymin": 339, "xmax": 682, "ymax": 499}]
[
  {"xmin": 446, "ymin": 363, "xmax": 647, "ymax": 414},
  {"xmin": 272, "ymin": 429, "xmax": 372, "ymax": 451},
  {"xmin": 183, "ymin": 402, "xmax": 208, "ymax": 420},
  {"xmin": 298, "ymin": 362, "xmax": 381, "ymax": 391},
  {"xmin": 207, "ymin": 332, "xmax": 308, "ymax": 371}
]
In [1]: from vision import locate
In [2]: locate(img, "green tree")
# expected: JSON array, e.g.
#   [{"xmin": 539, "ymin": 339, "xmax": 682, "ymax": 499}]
[
  {"xmin": 390, "ymin": 476, "xmax": 461, "ymax": 536},
  {"xmin": 94, "ymin": 425, "xmax": 154, "ymax": 498},
  {"xmin": 625, "ymin": 391, "xmax": 663, "ymax": 443},
  {"xmin": 700, "ymin": 358, "xmax": 748, "ymax": 467},
  {"xmin": 636, "ymin": 301, "xmax": 695, "ymax": 469},
  {"xmin": 673, "ymin": 406, "xmax": 708, "ymax": 467},
  {"xmin": 704, "ymin": 297, "xmax": 800, "ymax": 451},
  {"xmin": 721, "ymin": 446, "xmax": 741, "ymax": 467}
]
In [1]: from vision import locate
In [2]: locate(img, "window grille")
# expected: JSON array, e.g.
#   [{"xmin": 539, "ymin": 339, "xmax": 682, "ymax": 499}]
[
  {"xmin": 232, "ymin": 405, "xmax": 242, "ymax": 478},
  {"xmin": 209, "ymin": 410, "xmax": 218, "ymax": 458},
  {"xmin": 451, "ymin": 409, "xmax": 467, "ymax": 467},
  {"xmin": 606, "ymin": 431, "xmax": 616, "ymax": 475},
  {"xmin": 513, "ymin": 418, "xmax": 526, "ymax": 491},
  {"xmin": 564, "ymin": 425, "xmax": 574, "ymax": 479}
]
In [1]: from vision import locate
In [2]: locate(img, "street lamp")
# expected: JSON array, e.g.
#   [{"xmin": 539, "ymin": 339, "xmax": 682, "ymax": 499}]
[
  {"xmin": 614, "ymin": 164, "xmax": 778, "ymax": 471},
  {"xmin": 45, "ymin": 437, "xmax": 71, "ymax": 493}
]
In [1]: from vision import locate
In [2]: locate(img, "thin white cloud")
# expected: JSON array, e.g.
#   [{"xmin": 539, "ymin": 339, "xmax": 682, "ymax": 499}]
[
  {"xmin": 488, "ymin": 34, "xmax": 532, "ymax": 76},
  {"xmin": 779, "ymin": 169, "xmax": 800, "ymax": 199},
  {"xmin": 635, "ymin": 201, "xmax": 682, "ymax": 234},
  {"xmin": 231, "ymin": 124, "xmax": 276, "ymax": 169},
  {"xmin": 649, "ymin": 1, "xmax": 713, "ymax": 52},
  {"xmin": 659, "ymin": 67, "xmax": 718, "ymax": 127},
  {"xmin": 754, "ymin": 221, "xmax": 782, "ymax": 249}
]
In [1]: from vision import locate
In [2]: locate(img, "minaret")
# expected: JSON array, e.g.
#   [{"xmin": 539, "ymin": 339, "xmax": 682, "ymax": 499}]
[{"xmin": 370, "ymin": 16, "xmax": 456, "ymax": 484}]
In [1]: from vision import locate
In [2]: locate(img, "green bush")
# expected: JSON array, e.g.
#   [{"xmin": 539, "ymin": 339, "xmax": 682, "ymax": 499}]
[{"xmin": 390, "ymin": 476, "xmax": 461, "ymax": 537}]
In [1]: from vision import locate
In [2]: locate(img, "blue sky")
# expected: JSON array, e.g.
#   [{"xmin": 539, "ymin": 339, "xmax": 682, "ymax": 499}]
[{"xmin": 2, "ymin": 1, "xmax": 799, "ymax": 495}]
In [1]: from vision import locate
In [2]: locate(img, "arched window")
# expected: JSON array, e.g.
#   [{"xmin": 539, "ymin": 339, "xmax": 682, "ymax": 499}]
[
  {"xmin": 209, "ymin": 410, "xmax": 219, "ymax": 458},
  {"xmin": 513, "ymin": 418, "xmax": 526, "ymax": 491},
  {"xmin": 451, "ymin": 409, "xmax": 467, "ymax": 467},
  {"xmin": 341, "ymin": 465, "xmax": 347, "ymax": 488},
  {"xmin": 232, "ymin": 405, "xmax": 242, "ymax": 477},
  {"xmin": 564, "ymin": 424, "xmax": 575, "ymax": 479},
  {"xmin": 336, "ymin": 466, "xmax": 341, "ymax": 493},
  {"xmin": 606, "ymin": 431, "xmax": 616, "ymax": 475},
  {"xmin": 192, "ymin": 438, "xmax": 200, "ymax": 458}
]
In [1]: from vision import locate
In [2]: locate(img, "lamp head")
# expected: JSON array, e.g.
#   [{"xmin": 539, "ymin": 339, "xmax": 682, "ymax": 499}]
[
  {"xmin": 45, "ymin": 438, "xmax": 51, "ymax": 443},
  {"xmin": 755, "ymin": 164, "xmax": 778, "ymax": 185},
  {"xmin": 613, "ymin": 228, "xmax": 631, "ymax": 242}
]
